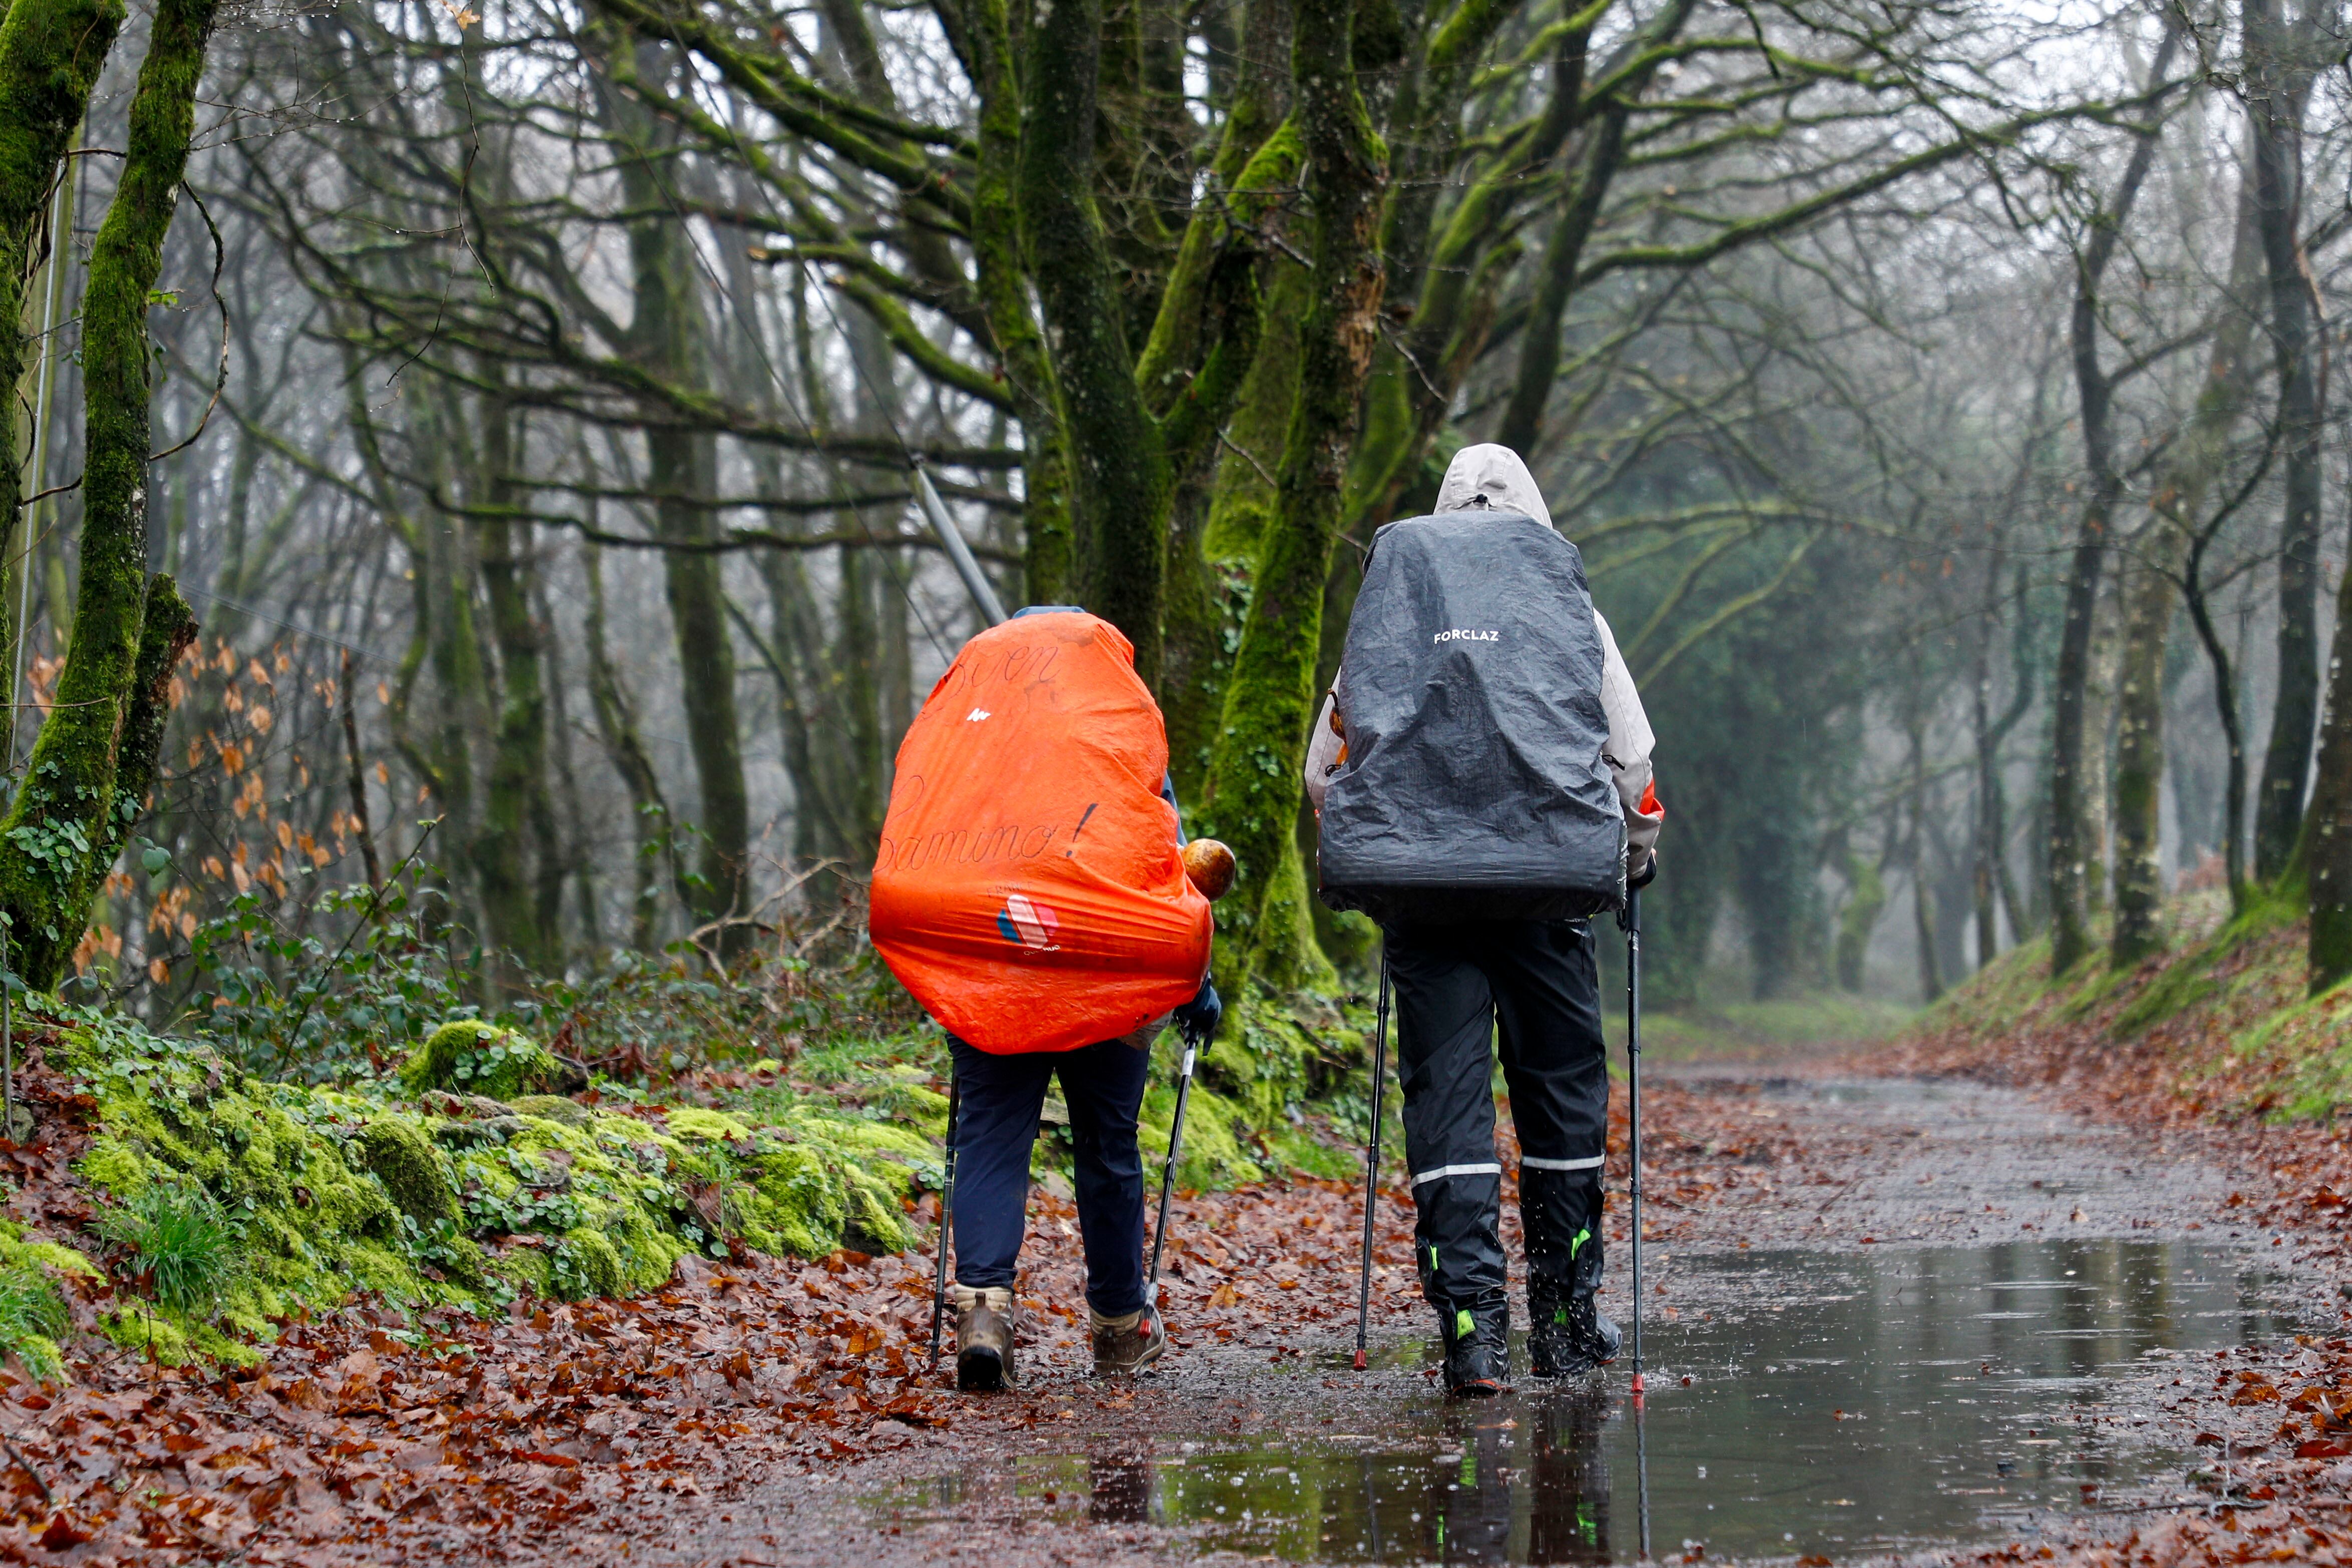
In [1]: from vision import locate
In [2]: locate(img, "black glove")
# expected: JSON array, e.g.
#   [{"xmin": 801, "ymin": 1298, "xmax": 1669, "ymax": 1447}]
[
  {"xmin": 1174, "ymin": 975, "xmax": 1223, "ymax": 1044},
  {"xmin": 1628, "ymin": 848, "xmax": 1659, "ymax": 891}
]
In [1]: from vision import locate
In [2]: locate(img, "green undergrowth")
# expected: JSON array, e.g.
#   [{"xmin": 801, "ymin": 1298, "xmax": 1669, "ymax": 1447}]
[
  {"xmin": 37, "ymin": 1010, "xmax": 938, "ymax": 1370},
  {"xmin": 1913, "ymin": 886, "xmax": 2344, "ymax": 1124},
  {"xmin": 0, "ymin": 1223, "xmax": 92, "ymax": 1380},
  {"xmin": 14, "ymin": 939, "xmax": 1409, "ymax": 1376}
]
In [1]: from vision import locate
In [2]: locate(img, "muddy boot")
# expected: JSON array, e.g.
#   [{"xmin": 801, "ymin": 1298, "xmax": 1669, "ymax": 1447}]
[
  {"xmin": 1438, "ymin": 1295, "xmax": 1510, "ymax": 1397},
  {"xmin": 1529, "ymin": 1290, "xmax": 1620, "ymax": 1378},
  {"xmin": 953, "ymin": 1284, "xmax": 1017, "ymax": 1391},
  {"xmin": 1089, "ymin": 1303, "xmax": 1167, "ymax": 1376}
]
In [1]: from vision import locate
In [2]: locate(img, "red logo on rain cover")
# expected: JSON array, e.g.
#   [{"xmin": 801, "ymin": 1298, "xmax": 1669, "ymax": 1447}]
[{"xmin": 997, "ymin": 893, "xmax": 1059, "ymax": 951}]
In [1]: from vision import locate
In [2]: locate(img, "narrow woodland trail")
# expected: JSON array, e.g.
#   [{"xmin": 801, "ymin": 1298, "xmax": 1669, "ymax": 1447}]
[{"xmin": 4, "ymin": 1059, "xmax": 2348, "ymax": 1566}]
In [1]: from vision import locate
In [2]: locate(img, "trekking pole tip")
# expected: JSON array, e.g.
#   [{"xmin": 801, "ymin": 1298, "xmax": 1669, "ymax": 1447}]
[
  {"xmin": 1630, "ymin": 1372, "xmax": 1645, "ymax": 1405},
  {"xmin": 1353, "ymin": 1347, "xmax": 1367, "ymax": 1371}
]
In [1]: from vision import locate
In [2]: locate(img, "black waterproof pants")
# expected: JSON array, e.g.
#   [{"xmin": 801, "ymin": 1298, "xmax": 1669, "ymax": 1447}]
[{"xmin": 1384, "ymin": 918, "xmax": 1608, "ymax": 1322}]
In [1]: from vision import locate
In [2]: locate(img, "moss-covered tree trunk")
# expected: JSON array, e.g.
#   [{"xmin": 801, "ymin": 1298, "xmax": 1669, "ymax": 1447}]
[
  {"xmin": 1201, "ymin": 0, "xmax": 1386, "ymax": 992},
  {"xmin": 1493, "ymin": 108, "xmax": 1629, "ymax": 453},
  {"xmin": 0, "ymin": 0, "xmax": 214, "ymax": 988},
  {"xmin": 2106, "ymin": 544, "xmax": 2181, "ymax": 967},
  {"xmin": 0, "ymin": 0, "xmax": 123, "ymax": 577},
  {"xmin": 470, "ymin": 375, "xmax": 561, "ymax": 980},
  {"xmin": 2246, "ymin": 0, "xmax": 2325, "ymax": 886},
  {"xmin": 1342, "ymin": 0, "xmax": 1694, "ymax": 529},
  {"xmin": 2110, "ymin": 173, "xmax": 2262, "ymax": 965},
  {"xmin": 1156, "ymin": 0, "xmax": 1298, "ymax": 803},
  {"xmin": 1834, "ymin": 848, "xmax": 1886, "ymax": 991},
  {"xmin": 650, "ymin": 428, "xmax": 751, "ymax": 941},
  {"xmin": 2305, "ymin": 563, "xmax": 2352, "ymax": 989},
  {"xmin": 1016, "ymin": 0, "xmax": 1172, "ymax": 681}
]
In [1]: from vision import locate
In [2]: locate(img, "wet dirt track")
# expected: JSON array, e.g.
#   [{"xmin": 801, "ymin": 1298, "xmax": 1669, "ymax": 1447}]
[{"xmin": 590, "ymin": 1072, "xmax": 2346, "ymax": 1568}]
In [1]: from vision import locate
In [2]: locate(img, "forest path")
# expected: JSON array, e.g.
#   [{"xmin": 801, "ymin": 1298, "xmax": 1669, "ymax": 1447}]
[{"xmin": 604, "ymin": 1070, "xmax": 2333, "ymax": 1568}]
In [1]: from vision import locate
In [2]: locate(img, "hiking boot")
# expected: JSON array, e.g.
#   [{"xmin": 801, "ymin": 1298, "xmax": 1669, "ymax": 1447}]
[
  {"xmin": 1090, "ymin": 1303, "xmax": 1167, "ymax": 1376},
  {"xmin": 1438, "ymin": 1297, "xmax": 1510, "ymax": 1397},
  {"xmin": 1528, "ymin": 1291, "xmax": 1620, "ymax": 1379},
  {"xmin": 953, "ymin": 1284, "xmax": 1017, "ymax": 1391}
]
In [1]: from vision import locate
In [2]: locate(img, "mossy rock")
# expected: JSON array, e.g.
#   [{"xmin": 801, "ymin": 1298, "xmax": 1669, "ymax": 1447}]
[
  {"xmin": 667, "ymin": 1107, "xmax": 756, "ymax": 1143},
  {"xmin": 401, "ymin": 1020, "xmax": 564, "ymax": 1100},
  {"xmin": 47, "ymin": 1009, "xmax": 941, "ymax": 1361},
  {"xmin": 61, "ymin": 1021, "xmax": 421, "ymax": 1341},
  {"xmin": 1139, "ymin": 1077, "xmax": 1262, "ymax": 1188},
  {"xmin": 554, "ymin": 1229, "xmax": 628, "ymax": 1298},
  {"xmin": 737, "ymin": 1145, "xmax": 846, "ymax": 1258},
  {"xmin": 354, "ymin": 1117, "xmax": 459, "ymax": 1224},
  {"xmin": 491, "ymin": 1241, "xmax": 554, "ymax": 1298},
  {"xmin": 432, "ymin": 1115, "xmax": 523, "ymax": 1149}
]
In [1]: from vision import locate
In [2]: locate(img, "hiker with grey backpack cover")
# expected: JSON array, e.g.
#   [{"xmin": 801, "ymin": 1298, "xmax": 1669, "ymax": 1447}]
[{"xmin": 1309, "ymin": 444, "xmax": 1664, "ymax": 1397}]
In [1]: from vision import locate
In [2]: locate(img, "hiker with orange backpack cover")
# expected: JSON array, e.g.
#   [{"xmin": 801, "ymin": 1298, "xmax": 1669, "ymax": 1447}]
[{"xmin": 869, "ymin": 606, "xmax": 1225, "ymax": 1390}]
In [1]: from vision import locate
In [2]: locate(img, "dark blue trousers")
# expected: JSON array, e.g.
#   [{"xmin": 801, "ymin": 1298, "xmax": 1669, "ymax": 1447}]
[{"xmin": 948, "ymin": 1035, "xmax": 1152, "ymax": 1318}]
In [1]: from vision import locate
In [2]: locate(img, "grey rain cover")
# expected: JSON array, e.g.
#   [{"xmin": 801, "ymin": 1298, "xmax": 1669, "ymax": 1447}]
[{"xmin": 1317, "ymin": 511, "xmax": 1626, "ymax": 925}]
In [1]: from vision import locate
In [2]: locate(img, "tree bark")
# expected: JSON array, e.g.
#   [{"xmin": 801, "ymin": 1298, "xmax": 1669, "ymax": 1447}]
[
  {"xmin": 2246, "ymin": 0, "xmax": 2325, "ymax": 884},
  {"xmin": 0, "ymin": 0, "xmax": 215, "ymax": 988},
  {"xmin": 1835, "ymin": 842, "xmax": 1888, "ymax": 992},
  {"xmin": 962, "ymin": 0, "xmax": 1074, "ymax": 606},
  {"xmin": 1495, "ymin": 104, "xmax": 1632, "ymax": 454},
  {"xmin": 1909, "ymin": 721, "xmax": 1942, "ymax": 1004},
  {"xmin": 339, "ymin": 649, "xmax": 384, "ymax": 896},
  {"xmin": 2108, "ymin": 530, "xmax": 2179, "ymax": 966}
]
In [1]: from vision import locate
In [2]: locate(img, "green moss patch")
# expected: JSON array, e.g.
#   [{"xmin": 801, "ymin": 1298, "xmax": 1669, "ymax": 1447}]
[
  {"xmin": 0, "ymin": 1227, "xmax": 82, "ymax": 1381},
  {"xmin": 46, "ymin": 1009, "xmax": 939, "ymax": 1366},
  {"xmin": 400, "ymin": 1020, "xmax": 563, "ymax": 1099}
]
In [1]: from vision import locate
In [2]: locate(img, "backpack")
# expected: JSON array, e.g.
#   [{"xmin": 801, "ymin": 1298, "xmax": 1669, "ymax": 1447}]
[
  {"xmin": 868, "ymin": 610, "xmax": 1212, "ymax": 1053},
  {"xmin": 1316, "ymin": 511, "xmax": 1625, "ymax": 925}
]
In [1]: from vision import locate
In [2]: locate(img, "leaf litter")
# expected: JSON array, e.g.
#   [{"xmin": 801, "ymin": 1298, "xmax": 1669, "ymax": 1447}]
[{"xmin": 0, "ymin": 1066, "xmax": 1832, "ymax": 1563}]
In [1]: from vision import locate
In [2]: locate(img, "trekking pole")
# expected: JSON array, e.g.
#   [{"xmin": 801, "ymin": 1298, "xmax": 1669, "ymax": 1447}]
[
  {"xmin": 1353, "ymin": 955, "xmax": 1392, "ymax": 1371},
  {"xmin": 1635, "ymin": 1374, "xmax": 1653, "ymax": 1560},
  {"xmin": 927, "ymin": 1070, "xmax": 961, "ymax": 1370},
  {"xmin": 1622, "ymin": 884, "xmax": 1645, "ymax": 1405},
  {"xmin": 1147, "ymin": 1020, "xmax": 1202, "ymax": 1288}
]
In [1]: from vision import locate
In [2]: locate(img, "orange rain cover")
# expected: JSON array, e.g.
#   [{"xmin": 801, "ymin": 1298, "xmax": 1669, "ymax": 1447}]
[{"xmin": 868, "ymin": 612, "xmax": 1213, "ymax": 1054}]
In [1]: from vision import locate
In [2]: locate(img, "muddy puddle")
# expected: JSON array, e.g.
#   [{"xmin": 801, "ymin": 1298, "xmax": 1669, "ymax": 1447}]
[{"xmin": 884, "ymin": 1237, "xmax": 2306, "ymax": 1563}]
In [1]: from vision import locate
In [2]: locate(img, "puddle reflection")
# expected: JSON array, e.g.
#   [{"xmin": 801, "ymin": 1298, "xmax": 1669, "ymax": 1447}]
[{"xmin": 884, "ymin": 1238, "xmax": 2307, "ymax": 1562}]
